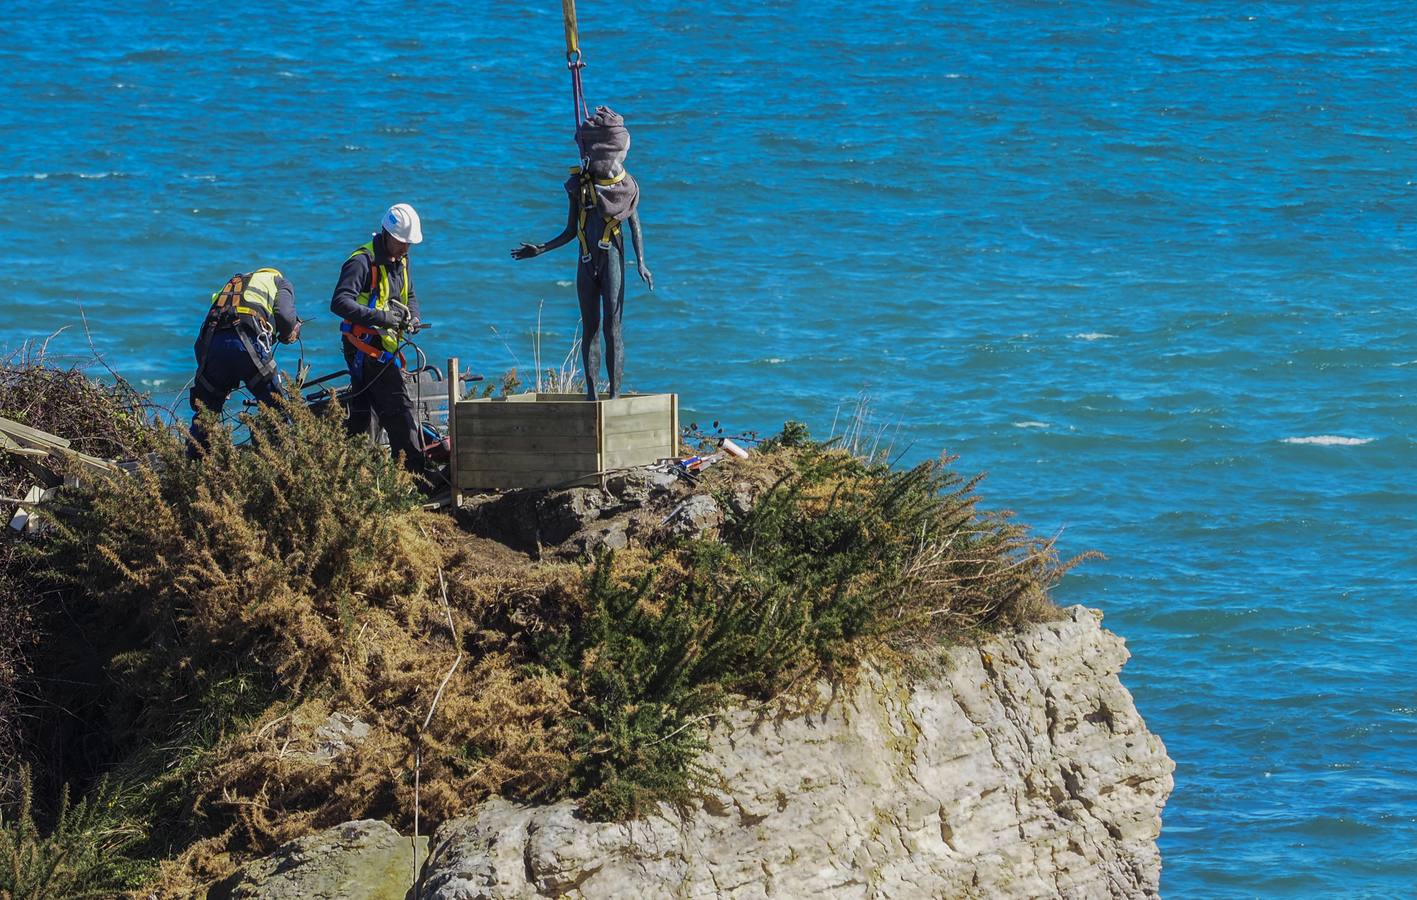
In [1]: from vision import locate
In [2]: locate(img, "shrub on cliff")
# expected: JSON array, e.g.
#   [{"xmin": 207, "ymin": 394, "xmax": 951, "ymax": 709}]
[
  {"xmin": 14, "ymin": 397, "xmax": 579, "ymax": 891},
  {"xmin": 537, "ymin": 436, "xmax": 1072, "ymax": 818},
  {"xmin": 32, "ymin": 396, "xmax": 425, "ymax": 734},
  {"xmin": 0, "ymin": 768, "xmax": 147, "ymax": 900},
  {"xmin": 0, "ymin": 350, "xmax": 157, "ymax": 793}
]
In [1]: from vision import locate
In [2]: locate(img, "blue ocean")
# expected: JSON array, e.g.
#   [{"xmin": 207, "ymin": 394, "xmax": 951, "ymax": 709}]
[{"xmin": 4, "ymin": 2, "xmax": 1415, "ymax": 895}]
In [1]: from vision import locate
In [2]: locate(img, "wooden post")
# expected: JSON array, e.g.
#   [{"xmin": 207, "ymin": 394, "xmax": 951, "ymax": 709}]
[
  {"xmin": 670, "ymin": 394, "xmax": 680, "ymax": 457},
  {"xmin": 447, "ymin": 358, "xmax": 461, "ymax": 509},
  {"xmin": 594, "ymin": 397, "xmax": 606, "ymax": 489}
]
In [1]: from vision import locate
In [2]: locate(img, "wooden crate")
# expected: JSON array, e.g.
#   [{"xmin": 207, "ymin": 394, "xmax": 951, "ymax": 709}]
[{"xmin": 446, "ymin": 360, "xmax": 677, "ymax": 494}]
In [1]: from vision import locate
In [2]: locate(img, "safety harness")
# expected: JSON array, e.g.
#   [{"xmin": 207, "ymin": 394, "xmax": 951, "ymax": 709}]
[
  {"xmin": 340, "ymin": 242, "xmax": 409, "ymax": 370},
  {"xmin": 195, "ymin": 268, "xmax": 281, "ymax": 392},
  {"xmin": 572, "ymin": 166, "xmax": 625, "ymax": 262}
]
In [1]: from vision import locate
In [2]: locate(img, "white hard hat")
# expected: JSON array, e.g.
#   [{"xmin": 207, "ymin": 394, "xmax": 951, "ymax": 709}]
[{"xmin": 381, "ymin": 203, "xmax": 423, "ymax": 244}]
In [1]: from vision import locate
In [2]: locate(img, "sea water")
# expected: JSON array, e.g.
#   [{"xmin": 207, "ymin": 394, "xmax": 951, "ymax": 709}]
[{"xmin": 3, "ymin": 2, "xmax": 1415, "ymax": 896}]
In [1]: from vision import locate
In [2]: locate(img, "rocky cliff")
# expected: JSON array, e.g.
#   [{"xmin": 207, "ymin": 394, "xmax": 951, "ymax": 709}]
[{"xmin": 222, "ymin": 605, "xmax": 1172, "ymax": 899}]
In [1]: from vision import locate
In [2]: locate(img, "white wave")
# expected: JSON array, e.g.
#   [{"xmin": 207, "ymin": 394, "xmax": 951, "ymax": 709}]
[
  {"xmin": 1281, "ymin": 435, "xmax": 1373, "ymax": 446},
  {"xmin": 78, "ymin": 172, "xmax": 122, "ymax": 180},
  {"xmin": 1072, "ymin": 332, "xmax": 1116, "ymax": 341},
  {"xmin": 1393, "ymin": 360, "xmax": 1417, "ymax": 367},
  {"xmin": 763, "ymin": 358, "xmax": 784, "ymax": 365},
  {"xmin": 31, "ymin": 173, "xmax": 47, "ymax": 180},
  {"xmin": 1013, "ymin": 421, "xmax": 1050, "ymax": 429},
  {"xmin": 555, "ymin": 280, "xmax": 572, "ymax": 287}
]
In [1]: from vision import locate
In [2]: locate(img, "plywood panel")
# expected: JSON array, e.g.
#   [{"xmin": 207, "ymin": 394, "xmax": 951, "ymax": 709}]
[
  {"xmin": 601, "ymin": 428, "xmax": 674, "ymax": 453},
  {"xmin": 602, "ymin": 394, "xmax": 672, "ymax": 417},
  {"xmin": 599, "ymin": 411, "xmax": 675, "ymax": 436}
]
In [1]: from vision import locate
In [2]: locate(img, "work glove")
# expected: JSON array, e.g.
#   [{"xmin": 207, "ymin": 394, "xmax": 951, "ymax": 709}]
[{"xmin": 371, "ymin": 305, "xmax": 409, "ymax": 331}]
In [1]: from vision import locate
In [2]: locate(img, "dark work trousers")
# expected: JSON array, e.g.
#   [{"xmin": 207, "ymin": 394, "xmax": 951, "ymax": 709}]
[
  {"xmin": 342, "ymin": 339, "xmax": 426, "ymax": 475},
  {"xmin": 578, "ymin": 240, "xmax": 625, "ymax": 400},
  {"xmin": 188, "ymin": 329, "xmax": 283, "ymax": 457}
]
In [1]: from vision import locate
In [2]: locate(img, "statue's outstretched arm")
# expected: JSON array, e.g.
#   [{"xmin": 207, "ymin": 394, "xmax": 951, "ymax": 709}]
[{"xmin": 512, "ymin": 195, "xmax": 578, "ymax": 259}]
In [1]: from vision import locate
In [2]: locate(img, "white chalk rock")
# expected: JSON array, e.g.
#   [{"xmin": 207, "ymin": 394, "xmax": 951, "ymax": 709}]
[{"xmin": 419, "ymin": 606, "xmax": 1173, "ymax": 899}]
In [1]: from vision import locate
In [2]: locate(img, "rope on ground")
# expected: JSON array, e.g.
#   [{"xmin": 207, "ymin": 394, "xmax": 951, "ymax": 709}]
[{"xmin": 412, "ymin": 561, "xmax": 461, "ymax": 893}]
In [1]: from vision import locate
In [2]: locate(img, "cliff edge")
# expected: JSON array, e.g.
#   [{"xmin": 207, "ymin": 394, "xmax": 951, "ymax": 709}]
[{"xmin": 411, "ymin": 604, "xmax": 1171, "ymax": 899}]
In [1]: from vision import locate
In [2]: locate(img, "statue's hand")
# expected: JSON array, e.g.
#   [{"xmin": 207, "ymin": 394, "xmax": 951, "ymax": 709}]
[
  {"xmin": 638, "ymin": 264, "xmax": 654, "ymax": 291},
  {"xmin": 511, "ymin": 242, "xmax": 542, "ymax": 260}
]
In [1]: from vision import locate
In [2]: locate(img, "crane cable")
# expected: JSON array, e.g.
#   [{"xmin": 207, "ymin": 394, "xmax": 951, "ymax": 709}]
[{"xmin": 563, "ymin": 0, "xmax": 589, "ymax": 155}]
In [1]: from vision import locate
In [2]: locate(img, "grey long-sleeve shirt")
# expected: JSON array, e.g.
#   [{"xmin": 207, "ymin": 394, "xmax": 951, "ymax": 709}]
[
  {"xmin": 329, "ymin": 232, "xmax": 420, "ymax": 327},
  {"xmin": 270, "ymin": 276, "xmax": 299, "ymax": 343}
]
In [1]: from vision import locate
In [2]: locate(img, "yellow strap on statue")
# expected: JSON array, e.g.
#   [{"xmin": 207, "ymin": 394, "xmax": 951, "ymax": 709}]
[{"xmin": 598, "ymin": 217, "xmax": 621, "ymax": 250}]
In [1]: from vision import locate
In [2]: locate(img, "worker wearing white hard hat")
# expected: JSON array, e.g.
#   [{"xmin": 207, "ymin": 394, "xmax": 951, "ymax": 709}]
[
  {"xmin": 330, "ymin": 203, "xmax": 431, "ymax": 487},
  {"xmin": 381, "ymin": 202, "xmax": 423, "ymax": 246}
]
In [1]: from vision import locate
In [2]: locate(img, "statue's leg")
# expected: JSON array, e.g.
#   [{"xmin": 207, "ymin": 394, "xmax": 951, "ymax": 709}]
[
  {"xmin": 602, "ymin": 247, "xmax": 626, "ymax": 399},
  {"xmin": 578, "ymin": 262, "xmax": 602, "ymax": 400}
]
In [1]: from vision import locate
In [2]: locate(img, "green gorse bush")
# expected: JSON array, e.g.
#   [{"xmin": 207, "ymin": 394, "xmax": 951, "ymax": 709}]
[
  {"xmin": 534, "ymin": 436, "xmax": 1072, "ymax": 819},
  {"xmin": 0, "ymin": 767, "xmax": 147, "ymax": 900}
]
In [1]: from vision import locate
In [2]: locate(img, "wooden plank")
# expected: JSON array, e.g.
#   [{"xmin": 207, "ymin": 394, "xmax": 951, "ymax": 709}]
[
  {"xmin": 602, "ymin": 394, "xmax": 671, "ymax": 417},
  {"xmin": 0, "ymin": 430, "xmax": 48, "ymax": 459},
  {"xmin": 0, "ymin": 416, "xmax": 72, "ymax": 449},
  {"xmin": 671, "ymin": 393, "xmax": 680, "ymax": 456},
  {"xmin": 461, "ymin": 434, "xmax": 602, "ymax": 454},
  {"xmin": 67, "ymin": 450, "xmax": 120, "ymax": 475},
  {"xmin": 457, "ymin": 449, "xmax": 602, "ymax": 473},
  {"xmin": 459, "ymin": 393, "xmax": 589, "ymax": 407},
  {"xmin": 456, "ymin": 400, "xmax": 596, "ymax": 423},
  {"xmin": 603, "ymin": 446, "xmax": 673, "ymax": 471},
  {"xmin": 458, "ymin": 469, "xmax": 599, "ymax": 491},
  {"xmin": 447, "ymin": 357, "xmax": 461, "ymax": 508},
  {"xmin": 595, "ymin": 398, "xmax": 606, "ymax": 471},
  {"xmin": 457, "ymin": 415, "xmax": 600, "ymax": 440},
  {"xmin": 599, "ymin": 411, "xmax": 675, "ymax": 436},
  {"xmin": 602, "ymin": 428, "xmax": 674, "ymax": 453}
]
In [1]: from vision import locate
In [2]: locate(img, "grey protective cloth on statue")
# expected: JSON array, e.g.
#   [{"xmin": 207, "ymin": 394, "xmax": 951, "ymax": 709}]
[{"xmin": 566, "ymin": 106, "xmax": 640, "ymax": 222}]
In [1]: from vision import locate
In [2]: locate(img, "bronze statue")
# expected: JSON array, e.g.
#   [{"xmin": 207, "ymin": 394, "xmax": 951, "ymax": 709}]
[{"xmin": 513, "ymin": 106, "xmax": 652, "ymax": 400}]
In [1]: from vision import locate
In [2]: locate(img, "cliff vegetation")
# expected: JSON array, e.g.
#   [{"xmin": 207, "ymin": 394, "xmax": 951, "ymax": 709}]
[{"xmin": 0, "ymin": 360, "xmax": 1076, "ymax": 898}]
